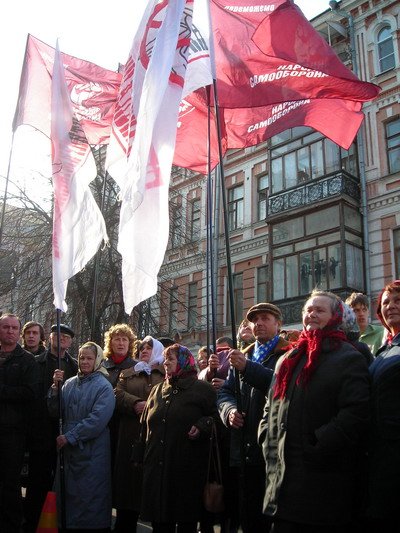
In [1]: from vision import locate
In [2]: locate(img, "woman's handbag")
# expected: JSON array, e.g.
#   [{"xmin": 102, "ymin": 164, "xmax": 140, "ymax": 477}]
[{"xmin": 203, "ymin": 421, "xmax": 225, "ymax": 514}]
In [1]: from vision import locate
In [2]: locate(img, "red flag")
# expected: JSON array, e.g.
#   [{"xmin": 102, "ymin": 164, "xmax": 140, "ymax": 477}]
[
  {"xmin": 13, "ymin": 34, "xmax": 121, "ymax": 144},
  {"xmin": 210, "ymin": 0, "xmax": 380, "ymax": 108},
  {"xmin": 224, "ymin": 99, "xmax": 363, "ymax": 151}
]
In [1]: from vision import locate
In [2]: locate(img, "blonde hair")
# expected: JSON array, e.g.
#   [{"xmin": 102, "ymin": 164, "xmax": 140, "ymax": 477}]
[{"xmin": 103, "ymin": 323, "xmax": 137, "ymax": 359}]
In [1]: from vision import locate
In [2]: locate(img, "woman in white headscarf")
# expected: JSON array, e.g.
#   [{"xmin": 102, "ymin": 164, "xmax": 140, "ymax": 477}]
[
  {"xmin": 113, "ymin": 336, "xmax": 165, "ymax": 532},
  {"xmin": 49, "ymin": 342, "xmax": 115, "ymax": 532}
]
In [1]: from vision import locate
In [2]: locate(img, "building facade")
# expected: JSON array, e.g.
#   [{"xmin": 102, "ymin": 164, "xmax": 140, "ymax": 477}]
[{"xmin": 157, "ymin": 0, "xmax": 400, "ymax": 350}]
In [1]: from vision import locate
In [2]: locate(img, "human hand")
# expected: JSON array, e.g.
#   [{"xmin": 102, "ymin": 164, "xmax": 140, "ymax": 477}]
[
  {"xmin": 52, "ymin": 369, "xmax": 65, "ymax": 387},
  {"xmin": 56, "ymin": 435, "xmax": 68, "ymax": 450},
  {"xmin": 188, "ymin": 425, "xmax": 200, "ymax": 440},
  {"xmin": 228, "ymin": 349, "xmax": 246, "ymax": 372},
  {"xmin": 208, "ymin": 354, "xmax": 220, "ymax": 370},
  {"xmin": 211, "ymin": 378, "xmax": 225, "ymax": 390},
  {"xmin": 228, "ymin": 409, "xmax": 245, "ymax": 429},
  {"xmin": 134, "ymin": 401, "xmax": 146, "ymax": 415}
]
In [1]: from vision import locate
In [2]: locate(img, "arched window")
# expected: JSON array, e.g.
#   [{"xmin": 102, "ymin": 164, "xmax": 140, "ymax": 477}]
[{"xmin": 377, "ymin": 25, "xmax": 395, "ymax": 72}]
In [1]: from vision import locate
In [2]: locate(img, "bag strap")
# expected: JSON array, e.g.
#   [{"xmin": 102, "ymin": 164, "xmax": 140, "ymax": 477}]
[{"xmin": 210, "ymin": 422, "xmax": 223, "ymax": 484}]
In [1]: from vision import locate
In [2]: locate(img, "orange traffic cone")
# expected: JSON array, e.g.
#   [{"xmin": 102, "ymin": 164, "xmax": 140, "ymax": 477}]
[{"xmin": 36, "ymin": 491, "xmax": 58, "ymax": 533}]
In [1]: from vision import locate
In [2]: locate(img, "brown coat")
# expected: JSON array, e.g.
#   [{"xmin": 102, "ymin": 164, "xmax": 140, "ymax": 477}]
[
  {"xmin": 140, "ymin": 375, "xmax": 217, "ymax": 523},
  {"xmin": 113, "ymin": 364, "xmax": 165, "ymax": 510}
]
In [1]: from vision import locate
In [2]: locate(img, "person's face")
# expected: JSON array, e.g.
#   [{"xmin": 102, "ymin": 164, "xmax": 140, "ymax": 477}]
[
  {"xmin": 111, "ymin": 335, "xmax": 130, "ymax": 357},
  {"xmin": 23, "ymin": 326, "xmax": 41, "ymax": 350},
  {"xmin": 0, "ymin": 317, "xmax": 21, "ymax": 349},
  {"xmin": 380, "ymin": 290, "xmax": 400, "ymax": 336},
  {"xmin": 303, "ymin": 296, "xmax": 333, "ymax": 331},
  {"xmin": 251, "ymin": 312, "xmax": 280, "ymax": 343},
  {"xmin": 164, "ymin": 352, "xmax": 178, "ymax": 375},
  {"xmin": 50, "ymin": 331, "xmax": 72, "ymax": 353},
  {"xmin": 139, "ymin": 342, "xmax": 153, "ymax": 363},
  {"xmin": 352, "ymin": 304, "xmax": 369, "ymax": 330},
  {"xmin": 79, "ymin": 348, "xmax": 96, "ymax": 375},
  {"xmin": 197, "ymin": 351, "xmax": 208, "ymax": 370},
  {"xmin": 238, "ymin": 322, "xmax": 253, "ymax": 342}
]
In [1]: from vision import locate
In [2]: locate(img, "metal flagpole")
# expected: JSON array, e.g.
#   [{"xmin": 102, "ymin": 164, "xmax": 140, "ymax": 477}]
[
  {"xmin": 206, "ymin": 86, "xmax": 218, "ymax": 355},
  {"xmin": 211, "ymin": 79, "xmax": 242, "ymax": 414},
  {"xmin": 56, "ymin": 309, "xmax": 67, "ymax": 530}
]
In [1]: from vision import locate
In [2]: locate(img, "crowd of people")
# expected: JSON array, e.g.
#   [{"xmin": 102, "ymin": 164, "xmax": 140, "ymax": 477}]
[{"xmin": 0, "ymin": 282, "xmax": 399, "ymax": 533}]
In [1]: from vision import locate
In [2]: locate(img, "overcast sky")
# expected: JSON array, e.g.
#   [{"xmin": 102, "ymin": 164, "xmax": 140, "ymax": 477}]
[{"xmin": 0, "ymin": 0, "xmax": 331, "ymax": 189}]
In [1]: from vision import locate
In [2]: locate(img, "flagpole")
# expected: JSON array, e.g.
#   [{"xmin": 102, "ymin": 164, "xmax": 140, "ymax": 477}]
[
  {"xmin": 56, "ymin": 308, "xmax": 67, "ymax": 530},
  {"xmin": 89, "ymin": 146, "xmax": 108, "ymax": 340},
  {"xmin": 211, "ymin": 79, "xmax": 242, "ymax": 413},
  {"xmin": 205, "ymin": 86, "xmax": 217, "ymax": 356},
  {"xmin": 0, "ymin": 132, "xmax": 15, "ymax": 248}
]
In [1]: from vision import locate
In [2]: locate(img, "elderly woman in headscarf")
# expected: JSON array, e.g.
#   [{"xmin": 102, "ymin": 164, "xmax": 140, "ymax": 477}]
[
  {"xmin": 49, "ymin": 342, "xmax": 115, "ymax": 533},
  {"xmin": 140, "ymin": 344, "xmax": 218, "ymax": 533},
  {"xmin": 258, "ymin": 289, "xmax": 370, "ymax": 533},
  {"xmin": 113, "ymin": 336, "xmax": 165, "ymax": 532},
  {"xmin": 368, "ymin": 280, "xmax": 400, "ymax": 531}
]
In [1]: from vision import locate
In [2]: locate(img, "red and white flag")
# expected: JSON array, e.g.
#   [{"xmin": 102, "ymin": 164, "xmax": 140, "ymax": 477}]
[
  {"xmin": 51, "ymin": 42, "xmax": 108, "ymax": 312},
  {"xmin": 13, "ymin": 34, "xmax": 121, "ymax": 144},
  {"xmin": 107, "ymin": 0, "xmax": 213, "ymax": 314}
]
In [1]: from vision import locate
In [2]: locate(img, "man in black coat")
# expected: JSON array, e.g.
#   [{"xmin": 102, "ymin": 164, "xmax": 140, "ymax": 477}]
[
  {"xmin": 0, "ymin": 313, "xmax": 39, "ymax": 533},
  {"xmin": 218, "ymin": 302, "xmax": 290, "ymax": 533},
  {"xmin": 23, "ymin": 324, "xmax": 78, "ymax": 533}
]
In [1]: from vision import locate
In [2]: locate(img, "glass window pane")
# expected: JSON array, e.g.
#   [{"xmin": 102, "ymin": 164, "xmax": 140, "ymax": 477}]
[
  {"xmin": 271, "ymin": 130, "xmax": 291, "ymax": 146},
  {"xmin": 284, "ymin": 152, "xmax": 297, "ymax": 189},
  {"xmin": 306, "ymin": 206, "xmax": 339, "ymax": 235},
  {"xmin": 273, "ymin": 217, "xmax": 304, "ymax": 244},
  {"xmin": 257, "ymin": 265, "xmax": 269, "ymax": 302},
  {"xmin": 325, "ymin": 139, "xmax": 339, "ymax": 174},
  {"xmin": 394, "ymin": 228, "xmax": 400, "ymax": 279},
  {"xmin": 381, "ymin": 55, "xmax": 395, "ymax": 71},
  {"xmin": 388, "ymin": 150, "xmax": 400, "ymax": 173},
  {"xmin": 378, "ymin": 27, "xmax": 391, "ymax": 41},
  {"xmin": 286, "ymin": 255, "xmax": 299, "ymax": 298},
  {"xmin": 271, "ymin": 158, "xmax": 283, "ymax": 193},
  {"xmin": 310, "ymin": 141, "xmax": 324, "ymax": 178},
  {"xmin": 313, "ymin": 248, "xmax": 327, "ymax": 290},
  {"xmin": 346, "ymin": 244, "xmax": 364, "ymax": 290},
  {"xmin": 341, "ymin": 144, "xmax": 357, "ymax": 175},
  {"xmin": 343, "ymin": 205, "xmax": 362, "ymax": 232},
  {"xmin": 273, "ymin": 259, "xmax": 285, "ymax": 300},
  {"xmin": 328, "ymin": 244, "xmax": 341, "ymax": 289},
  {"xmin": 300, "ymin": 252, "xmax": 312, "ymax": 295},
  {"xmin": 297, "ymin": 147, "xmax": 310, "ymax": 183},
  {"xmin": 387, "ymin": 120, "xmax": 400, "ymax": 137}
]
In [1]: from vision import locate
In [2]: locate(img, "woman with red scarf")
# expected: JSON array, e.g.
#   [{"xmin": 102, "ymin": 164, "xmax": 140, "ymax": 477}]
[
  {"xmin": 368, "ymin": 280, "xmax": 400, "ymax": 531},
  {"xmin": 259, "ymin": 290, "xmax": 370, "ymax": 533},
  {"xmin": 140, "ymin": 344, "xmax": 217, "ymax": 533}
]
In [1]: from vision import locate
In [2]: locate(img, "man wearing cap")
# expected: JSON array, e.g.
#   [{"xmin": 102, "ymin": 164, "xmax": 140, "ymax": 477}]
[
  {"xmin": 23, "ymin": 324, "xmax": 78, "ymax": 533},
  {"xmin": 218, "ymin": 302, "xmax": 290, "ymax": 533}
]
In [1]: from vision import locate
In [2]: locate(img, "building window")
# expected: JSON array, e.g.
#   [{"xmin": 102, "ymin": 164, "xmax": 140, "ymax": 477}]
[
  {"xmin": 377, "ymin": 25, "xmax": 395, "ymax": 73},
  {"xmin": 386, "ymin": 118, "xmax": 400, "ymax": 174},
  {"xmin": 257, "ymin": 175, "xmax": 268, "ymax": 221},
  {"xmin": 394, "ymin": 228, "xmax": 400, "ymax": 278},
  {"xmin": 270, "ymin": 131, "xmax": 350, "ymax": 194},
  {"xmin": 257, "ymin": 265, "xmax": 269, "ymax": 302},
  {"xmin": 226, "ymin": 273, "xmax": 243, "ymax": 324},
  {"xmin": 170, "ymin": 201, "xmax": 182, "ymax": 247},
  {"xmin": 169, "ymin": 287, "xmax": 178, "ymax": 332},
  {"xmin": 228, "ymin": 185, "xmax": 244, "ymax": 231},
  {"xmin": 188, "ymin": 282, "xmax": 198, "ymax": 329},
  {"xmin": 189, "ymin": 199, "xmax": 201, "ymax": 241}
]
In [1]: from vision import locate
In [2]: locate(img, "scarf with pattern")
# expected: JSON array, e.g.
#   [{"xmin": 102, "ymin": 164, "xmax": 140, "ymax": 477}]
[{"xmin": 252, "ymin": 335, "xmax": 280, "ymax": 364}]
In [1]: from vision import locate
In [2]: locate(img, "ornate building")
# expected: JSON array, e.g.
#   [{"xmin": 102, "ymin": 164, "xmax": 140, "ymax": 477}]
[{"xmin": 157, "ymin": 0, "xmax": 400, "ymax": 349}]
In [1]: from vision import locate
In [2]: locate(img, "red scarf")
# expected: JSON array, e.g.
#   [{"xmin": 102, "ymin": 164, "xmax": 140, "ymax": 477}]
[
  {"xmin": 110, "ymin": 353, "xmax": 128, "ymax": 365},
  {"xmin": 273, "ymin": 309, "xmax": 347, "ymax": 399}
]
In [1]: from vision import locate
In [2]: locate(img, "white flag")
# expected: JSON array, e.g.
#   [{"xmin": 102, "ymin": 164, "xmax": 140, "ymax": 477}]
[
  {"xmin": 107, "ymin": 0, "xmax": 212, "ymax": 314},
  {"xmin": 51, "ymin": 41, "xmax": 108, "ymax": 311}
]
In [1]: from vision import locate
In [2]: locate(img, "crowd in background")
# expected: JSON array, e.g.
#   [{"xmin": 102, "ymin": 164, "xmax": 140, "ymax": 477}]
[{"xmin": 1, "ymin": 282, "xmax": 400, "ymax": 533}]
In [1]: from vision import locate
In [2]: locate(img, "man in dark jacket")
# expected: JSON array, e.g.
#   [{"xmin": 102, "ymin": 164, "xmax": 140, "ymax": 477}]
[
  {"xmin": 218, "ymin": 302, "xmax": 290, "ymax": 533},
  {"xmin": 23, "ymin": 324, "xmax": 78, "ymax": 533},
  {"xmin": 0, "ymin": 313, "xmax": 39, "ymax": 533},
  {"xmin": 21, "ymin": 321, "xmax": 46, "ymax": 356}
]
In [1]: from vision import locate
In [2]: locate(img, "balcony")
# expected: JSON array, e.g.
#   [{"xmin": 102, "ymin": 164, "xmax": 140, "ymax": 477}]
[{"xmin": 268, "ymin": 170, "xmax": 360, "ymax": 217}]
